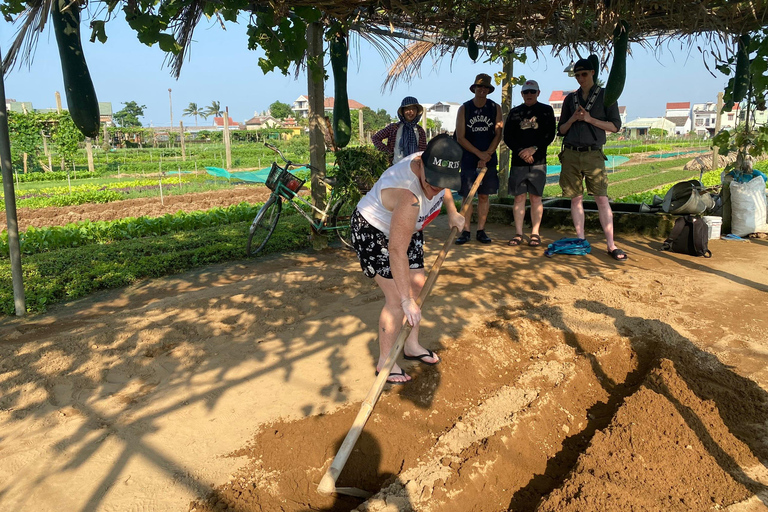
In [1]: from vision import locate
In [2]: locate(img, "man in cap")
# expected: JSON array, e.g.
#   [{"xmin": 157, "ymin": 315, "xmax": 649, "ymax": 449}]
[
  {"xmin": 557, "ymin": 58, "xmax": 627, "ymax": 261},
  {"xmin": 502, "ymin": 79, "xmax": 556, "ymax": 247},
  {"xmin": 455, "ymin": 73, "xmax": 504, "ymax": 245},
  {"xmin": 350, "ymin": 134, "xmax": 465, "ymax": 383},
  {"xmin": 372, "ymin": 96, "xmax": 428, "ymax": 164}
]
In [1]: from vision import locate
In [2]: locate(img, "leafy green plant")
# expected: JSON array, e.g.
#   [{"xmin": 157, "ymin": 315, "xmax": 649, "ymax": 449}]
[{"xmin": 329, "ymin": 146, "xmax": 389, "ymax": 203}]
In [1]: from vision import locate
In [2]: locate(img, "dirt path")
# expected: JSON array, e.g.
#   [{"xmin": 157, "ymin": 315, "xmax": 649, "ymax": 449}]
[
  {"xmin": 1, "ymin": 219, "xmax": 767, "ymax": 512},
  {"xmin": 0, "ymin": 186, "xmax": 280, "ymax": 232}
]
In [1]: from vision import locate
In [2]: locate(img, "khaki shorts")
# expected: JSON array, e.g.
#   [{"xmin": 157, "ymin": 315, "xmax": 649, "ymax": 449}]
[{"xmin": 558, "ymin": 148, "xmax": 608, "ymax": 198}]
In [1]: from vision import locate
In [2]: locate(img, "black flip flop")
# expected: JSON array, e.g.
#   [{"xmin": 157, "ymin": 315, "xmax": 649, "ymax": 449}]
[
  {"xmin": 375, "ymin": 368, "xmax": 410, "ymax": 384},
  {"xmin": 607, "ymin": 248, "xmax": 628, "ymax": 261},
  {"xmin": 403, "ymin": 349, "xmax": 440, "ymax": 366}
]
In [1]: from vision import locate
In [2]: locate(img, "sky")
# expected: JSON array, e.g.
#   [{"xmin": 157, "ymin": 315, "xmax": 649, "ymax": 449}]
[{"xmin": 1, "ymin": 15, "xmax": 730, "ymax": 127}]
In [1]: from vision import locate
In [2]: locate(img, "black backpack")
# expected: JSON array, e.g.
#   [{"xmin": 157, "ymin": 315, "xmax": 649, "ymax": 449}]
[{"xmin": 660, "ymin": 215, "xmax": 712, "ymax": 257}]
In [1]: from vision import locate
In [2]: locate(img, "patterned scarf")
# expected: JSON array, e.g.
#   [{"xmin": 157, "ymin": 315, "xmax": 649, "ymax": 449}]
[{"xmin": 397, "ymin": 110, "xmax": 422, "ymax": 157}]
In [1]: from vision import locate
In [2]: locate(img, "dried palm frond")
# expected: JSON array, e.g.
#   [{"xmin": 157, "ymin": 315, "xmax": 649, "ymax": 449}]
[
  {"xmin": 165, "ymin": 0, "xmax": 206, "ymax": 79},
  {"xmin": 2, "ymin": 0, "xmax": 54, "ymax": 76},
  {"xmin": 382, "ymin": 40, "xmax": 435, "ymax": 92}
]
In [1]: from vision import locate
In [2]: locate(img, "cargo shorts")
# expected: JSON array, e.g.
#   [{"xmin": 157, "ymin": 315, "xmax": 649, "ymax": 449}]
[{"xmin": 558, "ymin": 147, "xmax": 608, "ymax": 198}]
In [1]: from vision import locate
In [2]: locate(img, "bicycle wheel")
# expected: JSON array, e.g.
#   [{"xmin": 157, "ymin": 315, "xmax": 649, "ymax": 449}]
[
  {"xmin": 330, "ymin": 198, "xmax": 355, "ymax": 250},
  {"xmin": 247, "ymin": 196, "xmax": 282, "ymax": 257}
]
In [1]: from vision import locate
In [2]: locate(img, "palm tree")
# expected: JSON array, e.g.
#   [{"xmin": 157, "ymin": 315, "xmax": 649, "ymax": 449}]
[
  {"xmin": 183, "ymin": 102, "xmax": 203, "ymax": 125},
  {"xmin": 204, "ymin": 100, "xmax": 223, "ymax": 119}
]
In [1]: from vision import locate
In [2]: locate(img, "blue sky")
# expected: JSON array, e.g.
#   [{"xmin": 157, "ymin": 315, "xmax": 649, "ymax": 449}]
[{"xmin": 2, "ymin": 16, "xmax": 729, "ymax": 127}]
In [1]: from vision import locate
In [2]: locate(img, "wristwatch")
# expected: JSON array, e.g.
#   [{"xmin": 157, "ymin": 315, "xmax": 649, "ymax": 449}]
[{"xmin": 531, "ymin": 146, "xmax": 538, "ymax": 152}]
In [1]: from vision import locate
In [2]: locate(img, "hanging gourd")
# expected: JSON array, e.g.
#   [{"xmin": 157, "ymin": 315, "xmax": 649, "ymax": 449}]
[
  {"xmin": 732, "ymin": 34, "xmax": 751, "ymax": 104},
  {"xmin": 330, "ymin": 31, "xmax": 351, "ymax": 149},
  {"xmin": 588, "ymin": 54, "xmax": 600, "ymax": 80},
  {"xmin": 467, "ymin": 23, "xmax": 479, "ymax": 61},
  {"xmin": 604, "ymin": 20, "xmax": 629, "ymax": 108},
  {"xmin": 51, "ymin": 0, "xmax": 100, "ymax": 138}
]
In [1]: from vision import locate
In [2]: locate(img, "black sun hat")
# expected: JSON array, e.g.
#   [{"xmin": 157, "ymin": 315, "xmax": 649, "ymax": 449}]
[{"xmin": 421, "ymin": 134, "xmax": 462, "ymax": 190}]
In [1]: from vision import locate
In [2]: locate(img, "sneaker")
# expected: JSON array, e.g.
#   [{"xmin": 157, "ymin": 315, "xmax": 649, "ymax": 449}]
[
  {"xmin": 455, "ymin": 230, "xmax": 471, "ymax": 245},
  {"xmin": 476, "ymin": 230, "xmax": 492, "ymax": 244}
]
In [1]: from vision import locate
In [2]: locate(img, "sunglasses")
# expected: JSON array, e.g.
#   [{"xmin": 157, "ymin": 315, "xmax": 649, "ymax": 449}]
[
  {"xmin": 574, "ymin": 71, "xmax": 591, "ymax": 78},
  {"xmin": 522, "ymin": 90, "xmax": 538, "ymax": 94}
]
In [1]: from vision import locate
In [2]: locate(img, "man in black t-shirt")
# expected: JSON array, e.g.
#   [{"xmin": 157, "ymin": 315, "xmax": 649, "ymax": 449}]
[{"xmin": 502, "ymin": 79, "xmax": 556, "ymax": 247}]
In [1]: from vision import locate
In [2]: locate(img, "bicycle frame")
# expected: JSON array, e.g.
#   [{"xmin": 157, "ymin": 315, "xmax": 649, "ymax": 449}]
[{"xmin": 272, "ymin": 178, "xmax": 346, "ymax": 234}]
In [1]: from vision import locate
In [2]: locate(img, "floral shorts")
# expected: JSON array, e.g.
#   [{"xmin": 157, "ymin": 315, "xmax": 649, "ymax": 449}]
[{"xmin": 350, "ymin": 210, "xmax": 424, "ymax": 279}]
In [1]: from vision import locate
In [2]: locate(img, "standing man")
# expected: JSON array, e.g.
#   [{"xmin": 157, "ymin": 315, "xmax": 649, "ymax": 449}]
[
  {"xmin": 503, "ymin": 79, "xmax": 556, "ymax": 247},
  {"xmin": 455, "ymin": 73, "xmax": 503, "ymax": 245},
  {"xmin": 557, "ymin": 59, "xmax": 627, "ymax": 261}
]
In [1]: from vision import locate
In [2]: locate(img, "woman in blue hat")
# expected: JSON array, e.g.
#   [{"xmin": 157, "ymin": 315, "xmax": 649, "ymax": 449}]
[{"xmin": 372, "ymin": 96, "xmax": 428, "ymax": 164}]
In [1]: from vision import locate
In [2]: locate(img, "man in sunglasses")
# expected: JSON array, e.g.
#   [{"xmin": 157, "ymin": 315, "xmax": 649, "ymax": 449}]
[
  {"xmin": 502, "ymin": 79, "xmax": 556, "ymax": 247},
  {"xmin": 455, "ymin": 73, "xmax": 504, "ymax": 245},
  {"xmin": 557, "ymin": 58, "xmax": 627, "ymax": 261}
]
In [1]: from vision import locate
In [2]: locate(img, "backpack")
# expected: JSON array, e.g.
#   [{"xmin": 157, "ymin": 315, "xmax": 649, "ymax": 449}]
[
  {"xmin": 660, "ymin": 215, "xmax": 712, "ymax": 257},
  {"xmin": 544, "ymin": 238, "xmax": 591, "ymax": 257}
]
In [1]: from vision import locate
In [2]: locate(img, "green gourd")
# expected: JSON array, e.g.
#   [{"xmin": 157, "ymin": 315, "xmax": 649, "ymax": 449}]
[
  {"xmin": 330, "ymin": 32, "xmax": 351, "ymax": 149},
  {"xmin": 732, "ymin": 34, "xmax": 751, "ymax": 103},
  {"xmin": 467, "ymin": 36, "xmax": 479, "ymax": 61},
  {"xmin": 588, "ymin": 54, "xmax": 600, "ymax": 80},
  {"xmin": 51, "ymin": 0, "xmax": 100, "ymax": 138},
  {"xmin": 604, "ymin": 20, "xmax": 629, "ymax": 108}
]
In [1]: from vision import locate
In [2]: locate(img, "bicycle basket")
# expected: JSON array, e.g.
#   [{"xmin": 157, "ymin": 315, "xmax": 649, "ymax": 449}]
[{"xmin": 265, "ymin": 163, "xmax": 305, "ymax": 196}]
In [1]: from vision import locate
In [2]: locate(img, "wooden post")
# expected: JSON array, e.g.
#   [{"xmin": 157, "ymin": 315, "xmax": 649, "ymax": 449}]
[
  {"xmin": 307, "ymin": 21, "xmax": 328, "ymax": 250},
  {"xmin": 498, "ymin": 54, "xmax": 514, "ymax": 198},
  {"xmin": 1, "ymin": 59, "xmax": 26, "ymax": 316},
  {"xmin": 42, "ymin": 130, "xmax": 49, "ymax": 156},
  {"xmin": 223, "ymin": 109, "xmax": 232, "ymax": 169},
  {"xmin": 55, "ymin": 91, "xmax": 62, "ymax": 113},
  {"xmin": 22, "ymin": 153, "xmax": 27, "ymax": 174},
  {"xmin": 86, "ymin": 138, "xmax": 95, "ymax": 173},
  {"xmin": 422, "ymin": 106, "xmax": 428, "ymax": 137},
  {"xmin": 711, "ymin": 92, "xmax": 724, "ymax": 171},
  {"xmin": 179, "ymin": 121, "xmax": 187, "ymax": 161},
  {"xmin": 358, "ymin": 108, "xmax": 364, "ymax": 143}
]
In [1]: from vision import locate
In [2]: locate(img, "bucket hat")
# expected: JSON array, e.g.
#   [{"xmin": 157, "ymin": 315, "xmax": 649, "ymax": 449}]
[
  {"xmin": 469, "ymin": 73, "xmax": 495, "ymax": 93},
  {"xmin": 397, "ymin": 96, "xmax": 424, "ymax": 117}
]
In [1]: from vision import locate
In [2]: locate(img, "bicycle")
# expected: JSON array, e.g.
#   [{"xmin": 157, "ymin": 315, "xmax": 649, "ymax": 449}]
[{"xmin": 247, "ymin": 143, "xmax": 356, "ymax": 257}]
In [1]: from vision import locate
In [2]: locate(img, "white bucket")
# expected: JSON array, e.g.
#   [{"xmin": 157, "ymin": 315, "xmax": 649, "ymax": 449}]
[{"xmin": 702, "ymin": 216, "xmax": 722, "ymax": 240}]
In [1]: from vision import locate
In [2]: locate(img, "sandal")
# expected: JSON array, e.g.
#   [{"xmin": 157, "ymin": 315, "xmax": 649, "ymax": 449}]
[
  {"xmin": 607, "ymin": 248, "xmax": 628, "ymax": 261},
  {"xmin": 508, "ymin": 234, "xmax": 524, "ymax": 246},
  {"xmin": 403, "ymin": 349, "xmax": 440, "ymax": 366},
  {"xmin": 375, "ymin": 368, "xmax": 410, "ymax": 384},
  {"xmin": 528, "ymin": 234, "xmax": 542, "ymax": 247}
]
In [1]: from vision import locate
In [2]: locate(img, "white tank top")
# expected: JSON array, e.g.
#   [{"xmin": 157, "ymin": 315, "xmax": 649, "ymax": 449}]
[{"xmin": 356, "ymin": 152, "xmax": 445, "ymax": 236}]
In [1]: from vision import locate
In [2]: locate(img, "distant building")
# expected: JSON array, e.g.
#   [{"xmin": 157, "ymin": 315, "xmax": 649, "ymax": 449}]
[
  {"xmin": 692, "ymin": 101, "xmax": 739, "ymax": 137},
  {"xmin": 99, "ymin": 102, "xmax": 114, "ymax": 126},
  {"xmin": 618, "ymin": 106, "xmax": 628, "ymax": 126},
  {"xmin": 244, "ymin": 114, "xmax": 280, "ymax": 131},
  {"xmin": 664, "ymin": 102, "xmax": 691, "ymax": 135},
  {"xmin": 291, "ymin": 96, "xmax": 366, "ymax": 117},
  {"xmin": 422, "ymin": 101, "xmax": 461, "ymax": 132},
  {"xmin": 623, "ymin": 117, "xmax": 677, "ymax": 138},
  {"xmin": 212, "ymin": 116, "xmax": 243, "ymax": 130},
  {"xmin": 548, "ymin": 90, "xmax": 573, "ymax": 121}
]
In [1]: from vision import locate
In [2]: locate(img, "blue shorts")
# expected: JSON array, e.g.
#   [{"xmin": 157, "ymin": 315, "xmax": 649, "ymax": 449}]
[{"xmin": 459, "ymin": 165, "xmax": 499, "ymax": 197}]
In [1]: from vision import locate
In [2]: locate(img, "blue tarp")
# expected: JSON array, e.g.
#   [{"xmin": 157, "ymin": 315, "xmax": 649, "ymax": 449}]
[
  {"xmin": 205, "ymin": 166, "xmax": 309, "ymax": 183},
  {"xmin": 546, "ymin": 155, "xmax": 630, "ymax": 176}
]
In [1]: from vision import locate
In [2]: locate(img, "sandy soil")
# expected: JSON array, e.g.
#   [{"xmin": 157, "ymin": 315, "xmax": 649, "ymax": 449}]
[
  {"xmin": 0, "ymin": 187, "xmax": 280, "ymax": 231},
  {"xmin": 1, "ymin": 217, "xmax": 768, "ymax": 512}
]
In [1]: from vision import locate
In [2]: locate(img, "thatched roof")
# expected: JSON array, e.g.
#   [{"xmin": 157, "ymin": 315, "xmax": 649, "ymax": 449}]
[{"xmin": 4, "ymin": 0, "xmax": 765, "ymax": 80}]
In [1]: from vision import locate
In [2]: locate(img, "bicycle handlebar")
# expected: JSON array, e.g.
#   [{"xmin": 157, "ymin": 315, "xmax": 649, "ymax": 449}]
[{"xmin": 264, "ymin": 142, "xmax": 314, "ymax": 172}]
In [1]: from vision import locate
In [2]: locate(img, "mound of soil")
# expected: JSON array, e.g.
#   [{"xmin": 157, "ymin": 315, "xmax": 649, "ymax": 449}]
[{"xmin": 1, "ymin": 218, "xmax": 767, "ymax": 512}]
